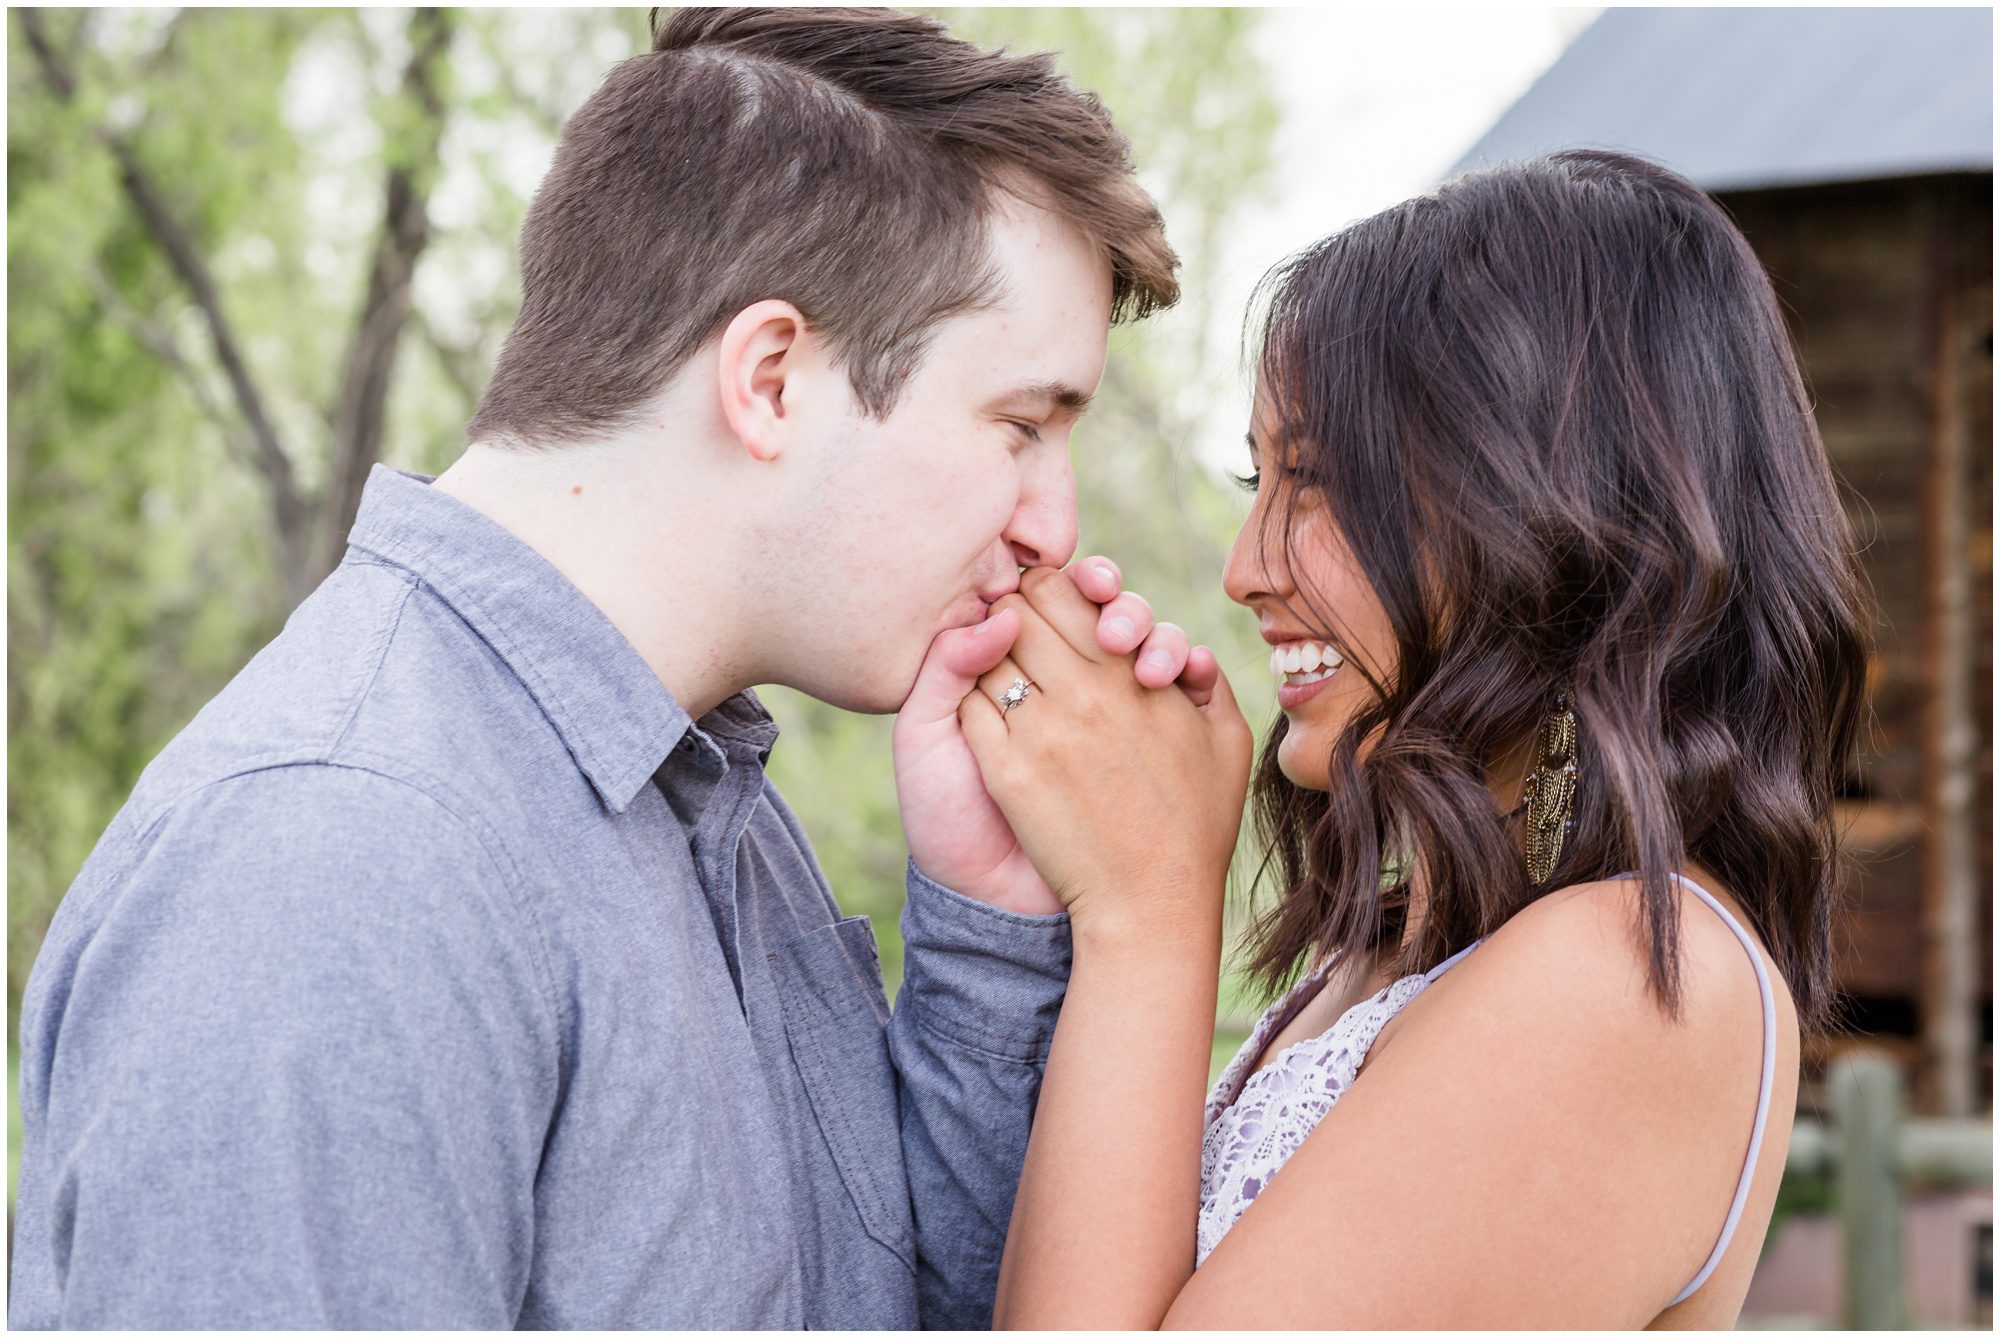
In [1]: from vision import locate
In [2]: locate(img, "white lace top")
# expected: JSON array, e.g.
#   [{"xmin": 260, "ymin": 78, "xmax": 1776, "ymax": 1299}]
[
  {"xmin": 1193, "ymin": 872, "xmax": 1778, "ymax": 1312},
  {"xmin": 1197, "ymin": 938, "xmax": 1486, "ymax": 1266}
]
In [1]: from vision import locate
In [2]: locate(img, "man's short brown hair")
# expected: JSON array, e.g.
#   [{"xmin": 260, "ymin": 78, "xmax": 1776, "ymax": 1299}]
[{"xmin": 467, "ymin": 7, "xmax": 1179, "ymax": 446}]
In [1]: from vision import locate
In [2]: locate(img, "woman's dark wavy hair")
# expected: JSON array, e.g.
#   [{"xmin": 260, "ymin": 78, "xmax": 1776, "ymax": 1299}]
[{"xmin": 1242, "ymin": 149, "xmax": 1872, "ymax": 1040}]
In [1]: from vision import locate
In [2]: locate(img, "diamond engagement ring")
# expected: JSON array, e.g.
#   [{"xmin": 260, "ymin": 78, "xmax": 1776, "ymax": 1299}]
[{"xmin": 998, "ymin": 677, "xmax": 1035, "ymax": 714}]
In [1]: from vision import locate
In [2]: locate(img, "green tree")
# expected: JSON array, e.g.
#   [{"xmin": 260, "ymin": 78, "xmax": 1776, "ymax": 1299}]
[{"xmin": 7, "ymin": 7, "xmax": 648, "ymax": 1031}]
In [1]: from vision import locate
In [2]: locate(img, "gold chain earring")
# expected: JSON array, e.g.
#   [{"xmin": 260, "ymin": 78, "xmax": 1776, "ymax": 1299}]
[{"xmin": 1522, "ymin": 692, "xmax": 1578, "ymax": 884}]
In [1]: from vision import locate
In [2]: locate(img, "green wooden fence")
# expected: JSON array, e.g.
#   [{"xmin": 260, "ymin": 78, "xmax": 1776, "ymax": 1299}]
[{"xmin": 1783, "ymin": 1052, "xmax": 1992, "ymax": 1328}]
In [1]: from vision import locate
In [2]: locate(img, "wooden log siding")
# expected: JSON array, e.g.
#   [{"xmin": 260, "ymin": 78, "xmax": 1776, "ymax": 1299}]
[
  {"xmin": 1916, "ymin": 183, "xmax": 1982, "ymax": 1119},
  {"xmin": 1721, "ymin": 175, "xmax": 1994, "ymax": 1113}
]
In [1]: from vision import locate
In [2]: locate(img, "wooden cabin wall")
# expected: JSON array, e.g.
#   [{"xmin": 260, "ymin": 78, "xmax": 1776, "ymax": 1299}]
[{"xmin": 1721, "ymin": 175, "xmax": 1993, "ymax": 1113}]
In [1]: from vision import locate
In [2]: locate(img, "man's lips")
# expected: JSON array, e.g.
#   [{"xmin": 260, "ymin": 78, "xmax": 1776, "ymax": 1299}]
[{"xmin": 942, "ymin": 596, "xmax": 992, "ymax": 635}]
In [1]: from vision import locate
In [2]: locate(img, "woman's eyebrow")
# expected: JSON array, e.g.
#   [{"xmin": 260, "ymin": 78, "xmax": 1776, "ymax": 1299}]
[{"xmin": 1245, "ymin": 430, "xmax": 1298, "ymax": 464}]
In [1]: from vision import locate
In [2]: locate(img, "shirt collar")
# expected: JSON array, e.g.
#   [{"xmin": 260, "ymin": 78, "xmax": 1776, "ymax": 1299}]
[{"xmin": 343, "ymin": 464, "xmax": 778, "ymax": 813}]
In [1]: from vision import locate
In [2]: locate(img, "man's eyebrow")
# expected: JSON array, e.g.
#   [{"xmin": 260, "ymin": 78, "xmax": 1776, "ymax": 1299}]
[{"xmin": 997, "ymin": 379, "xmax": 1095, "ymax": 415}]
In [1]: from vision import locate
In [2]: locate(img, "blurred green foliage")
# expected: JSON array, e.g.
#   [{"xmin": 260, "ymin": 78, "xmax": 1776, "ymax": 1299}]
[{"xmin": 7, "ymin": 9, "xmax": 1284, "ymax": 1062}]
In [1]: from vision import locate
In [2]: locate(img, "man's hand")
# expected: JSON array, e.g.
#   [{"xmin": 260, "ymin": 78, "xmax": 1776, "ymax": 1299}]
[{"xmin": 892, "ymin": 558, "xmax": 1221, "ymax": 915}]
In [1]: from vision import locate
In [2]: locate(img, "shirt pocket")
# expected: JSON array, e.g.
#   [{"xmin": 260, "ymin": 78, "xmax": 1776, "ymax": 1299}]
[{"xmin": 776, "ymin": 914, "xmax": 915, "ymax": 1273}]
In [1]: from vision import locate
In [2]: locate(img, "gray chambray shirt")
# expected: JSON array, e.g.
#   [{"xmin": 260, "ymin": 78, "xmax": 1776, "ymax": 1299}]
[{"xmin": 11, "ymin": 464, "xmax": 1074, "ymax": 1330}]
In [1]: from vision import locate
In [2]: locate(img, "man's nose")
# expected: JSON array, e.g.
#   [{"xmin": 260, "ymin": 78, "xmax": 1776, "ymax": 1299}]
[{"xmin": 1005, "ymin": 452, "xmax": 1079, "ymax": 571}]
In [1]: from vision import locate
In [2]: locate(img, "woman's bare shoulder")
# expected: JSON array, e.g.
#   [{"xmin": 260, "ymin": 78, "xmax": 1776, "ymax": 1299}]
[
  {"xmin": 1439, "ymin": 868, "xmax": 1801, "ymax": 1189},
  {"xmin": 1482, "ymin": 870, "xmax": 1801, "ymax": 1042},
  {"xmin": 1168, "ymin": 872, "xmax": 1798, "ymax": 1327}
]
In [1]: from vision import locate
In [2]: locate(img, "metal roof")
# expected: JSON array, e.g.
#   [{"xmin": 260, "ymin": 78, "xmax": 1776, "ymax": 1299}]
[{"xmin": 1451, "ymin": 7, "xmax": 1993, "ymax": 191}]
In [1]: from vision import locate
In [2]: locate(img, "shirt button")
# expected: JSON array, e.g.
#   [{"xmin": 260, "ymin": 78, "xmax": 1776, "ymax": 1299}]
[{"xmin": 677, "ymin": 737, "xmax": 696, "ymax": 755}]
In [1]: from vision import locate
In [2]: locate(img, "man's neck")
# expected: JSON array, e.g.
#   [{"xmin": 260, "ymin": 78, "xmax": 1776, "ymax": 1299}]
[{"xmin": 431, "ymin": 435, "xmax": 758, "ymax": 722}]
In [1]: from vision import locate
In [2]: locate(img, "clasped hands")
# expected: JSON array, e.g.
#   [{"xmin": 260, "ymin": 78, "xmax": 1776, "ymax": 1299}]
[{"xmin": 893, "ymin": 557, "xmax": 1251, "ymax": 928}]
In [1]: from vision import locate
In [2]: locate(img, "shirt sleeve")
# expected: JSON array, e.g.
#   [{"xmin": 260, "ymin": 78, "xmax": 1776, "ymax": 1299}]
[
  {"xmin": 885, "ymin": 857, "xmax": 1073, "ymax": 1329},
  {"xmin": 13, "ymin": 764, "xmax": 560, "ymax": 1329}
]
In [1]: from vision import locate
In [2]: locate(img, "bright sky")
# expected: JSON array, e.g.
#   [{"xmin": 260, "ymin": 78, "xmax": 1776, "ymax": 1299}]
[
  {"xmin": 1185, "ymin": 5, "xmax": 1599, "ymax": 471},
  {"xmin": 1247, "ymin": 6, "xmax": 1596, "ymax": 266}
]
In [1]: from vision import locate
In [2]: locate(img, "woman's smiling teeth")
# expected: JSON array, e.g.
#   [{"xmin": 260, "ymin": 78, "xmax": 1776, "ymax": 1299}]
[{"xmin": 1269, "ymin": 640, "xmax": 1343, "ymax": 685}]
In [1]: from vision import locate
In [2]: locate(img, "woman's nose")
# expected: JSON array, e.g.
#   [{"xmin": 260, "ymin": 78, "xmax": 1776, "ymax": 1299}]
[{"xmin": 1223, "ymin": 506, "xmax": 1288, "ymax": 606}]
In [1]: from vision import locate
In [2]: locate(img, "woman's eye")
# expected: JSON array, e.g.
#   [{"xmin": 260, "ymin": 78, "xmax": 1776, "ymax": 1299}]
[{"xmin": 1233, "ymin": 466, "xmax": 1304, "ymax": 495}]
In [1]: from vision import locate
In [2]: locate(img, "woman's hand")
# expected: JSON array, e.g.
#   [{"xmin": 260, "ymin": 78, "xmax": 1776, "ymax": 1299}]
[
  {"xmin": 957, "ymin": 566, "xmax": 1253, "ymax": 939},
  {"xmin": 968, "ymin": 566, "xmax": 1250, "ymax": 1328},
  {"xmin": 893, "ymin": 556, "xmax": 1223, "ymax": 917}
]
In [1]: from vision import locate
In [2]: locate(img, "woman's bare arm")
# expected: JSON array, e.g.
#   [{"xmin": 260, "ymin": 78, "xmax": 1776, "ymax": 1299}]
[
  {"xmin": 955, "ymin": 568, "xmax": 1252, "ymax": 1328},
  {"xmin": 992, "ymin": 905, "xmax": 1222, "ymax": 1329}
]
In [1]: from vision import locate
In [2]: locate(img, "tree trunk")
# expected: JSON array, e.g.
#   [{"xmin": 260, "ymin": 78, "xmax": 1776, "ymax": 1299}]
[{"xmin": 314, "ymin": 7, "xmax": 458, "ymax": 589}]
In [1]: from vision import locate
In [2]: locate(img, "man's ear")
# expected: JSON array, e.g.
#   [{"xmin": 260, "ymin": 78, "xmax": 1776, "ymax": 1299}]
[{"xmin": 716, "ymin": 299, "xmax": 809, "ymax": 463}]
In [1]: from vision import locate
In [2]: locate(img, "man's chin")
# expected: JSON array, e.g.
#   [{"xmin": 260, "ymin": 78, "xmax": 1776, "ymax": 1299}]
[
  {"xmin": 792, "ymin": 615, "xmax": 980, "ymax": 717},
  {"xmin": 818, "ymin": 660, "xmax": 929, "ymax": 718},
  {"xmin": 800, "ymin": 680, "xmax": 912, "ymax": 717}
]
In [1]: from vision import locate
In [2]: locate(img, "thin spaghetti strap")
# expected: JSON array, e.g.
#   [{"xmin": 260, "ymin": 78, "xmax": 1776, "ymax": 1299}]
[
  {"xmin": 1423, "ymin": 935, "xmax": 1486, "ymax": 983},
  {"xmin": 1658, "ymin": 870, "xmax": 1779, "ymax": 1307}
]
